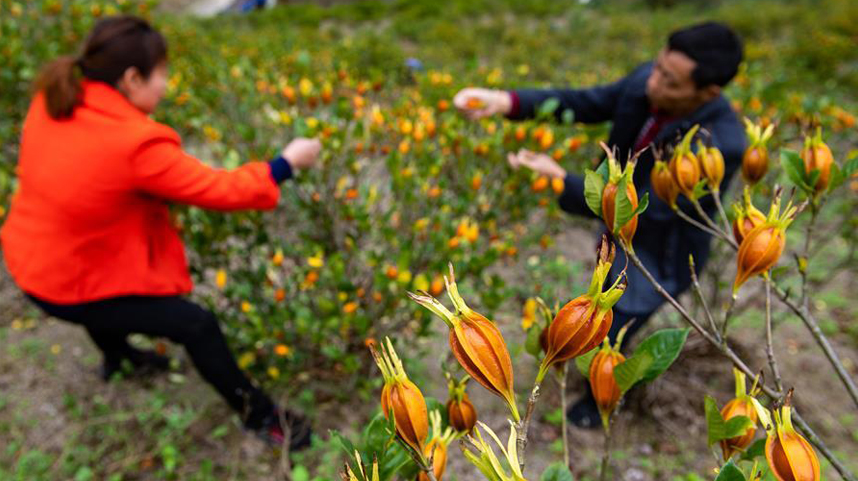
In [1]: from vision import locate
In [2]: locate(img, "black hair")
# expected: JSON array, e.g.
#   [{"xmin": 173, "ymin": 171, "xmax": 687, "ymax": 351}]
[
  {"xmin": 667, "ymin": 22, "xmax": 743, "ymax": 89},
  {"xmin": 36, "ymin": 15, "xmax": 167, "ymax": 119}
]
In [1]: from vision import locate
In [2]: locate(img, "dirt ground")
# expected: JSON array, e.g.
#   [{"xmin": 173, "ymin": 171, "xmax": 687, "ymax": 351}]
[
  {"xmin": 2, "ymin": 1, "xmax": 856, "ymax": 479},
  {"xmin": 3, "ymin": 219, "xmax": 857, "ymax": 479}
]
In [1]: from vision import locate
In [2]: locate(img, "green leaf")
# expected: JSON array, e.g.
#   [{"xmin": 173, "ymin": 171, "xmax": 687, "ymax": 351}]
[
  {"xmin": 584, "ymin": 169, "xmax": 605, "ymax": 217},
  {"xmin": 779, "ymin": 149, "xmax": 810, "ymax": 191},
  {"xmin": 614, "ymin": 351, "xmax": 654, "ymax": 395},
  {"xmin": 596, "ymin": 160, "xmax": 610, "ymax": 183},
  {"xmin": 634, "ymin": 328, "xmax": 689, "ymax": 383},
  {"xmin": 541, "ymin": 462, "xmax": 575, "ymax": 481},
  {"xmin": 329, "ymin": 429, "xmax": 357, "ymax": 457},
  {"xmin": 806, "ymin": 169, "xmax": 821, "ymax": 190},
  {"xmin": 704, "ymin": 395, "xmax": 754, "ymax": 446},
  {"xmin": 613, "ymin": 177, "xmax": 634, "ymax": 234},
  {"xmin": 714, "ymin": 460, "xmax": 746, "ymax": 481},
  {"xmin": 561, "ymin": 109, "xmax": 575, "ymax": 125},
  {"xmin": 842, "ymin": 155, "xmax": 858, "ymax": 178},
  {"xmin": 630, "ymin": 192, "xmax": 650, "ymax": 218},
  {"xmin": 575, "ymin": 347, "xmax": 599, "ymax": 379},
  {"xmin": 525, "ymin": 323, "xmax": 543, "ymax": 357},
  {"xmin": 739, "ymin": 438, "xmax": 766, "ymax": 461},
  {"xmin": 292, "ymin": 466, "xmax": 310, "ymax": 481},
  {"xmin": 725, "ymin": 415, "xmax": 754, "ymax": 438},
  {"xmin": 828, "ymin": 161, "xmax": 845, "ymax": 191},
  {"xmin": 538, "ymin": 98, "xmax": 561, "ymax": 118},
  {"xmin": 692, "ymin": 179, "xmax": 709, "ymax": 200}
]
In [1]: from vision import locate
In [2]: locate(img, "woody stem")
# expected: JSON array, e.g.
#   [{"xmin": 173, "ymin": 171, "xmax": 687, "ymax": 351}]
[
  {"xmin": 764, "ymin": 274, "xmax": 784, "ymax": 394},
  {"xmin": 712, "ymin": 191, "xmax": 733, "ymax": 236},
  {"xmin": 515, "ymin": 381, "xmax": 542, "ymax": 472},
  {"xmin": 622, "ymin": 244, "xmax": 856, "ymax": 481},
  {"xmin": 560, "ymin": 364, "xmax": 570, "ymax": 469},
  {"xmin": 691, "ymin": 197, "xmax": 739, "ymax": 250}
]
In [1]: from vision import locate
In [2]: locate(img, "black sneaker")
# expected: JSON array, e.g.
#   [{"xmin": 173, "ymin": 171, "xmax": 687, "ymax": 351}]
[
  {"xmin": 566, "ymin": 393, "xmax": 602, "ymax": 430},
  {"xmin": 255, "ymin": 408, "xmax": 313, "ymax": 452}
]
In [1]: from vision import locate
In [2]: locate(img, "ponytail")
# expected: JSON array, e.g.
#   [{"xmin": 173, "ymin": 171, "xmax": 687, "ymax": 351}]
[
  {"xmin": 32, "ymin": 16, "xmax": 167, "ymax": 121},
  {"xmin": 35, "ymin": 55, "xmax": 83, "ymax": 120}
]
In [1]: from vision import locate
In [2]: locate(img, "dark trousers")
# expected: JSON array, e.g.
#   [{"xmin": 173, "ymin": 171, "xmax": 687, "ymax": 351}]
[
  {"xmin": 27, "ymin": 294, "xmax": 274, "ymax": 428},
  {"xmin": 607, "ymin": 308, "xmax": 653, "ymax": 352}
]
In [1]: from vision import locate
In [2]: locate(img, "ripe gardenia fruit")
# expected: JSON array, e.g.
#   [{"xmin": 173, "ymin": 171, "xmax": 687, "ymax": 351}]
[
  {"xmin": 742, "ymin": 118, "xmax": 774, "ymax": 185},
  {"xmin": 588, "ymin": 334, "xmax": 626, "ymax": 429},
  {"xmin": 698, "ymin": 141, "xmax": 726, "ymax": 192},
  {"xmin": 801, "ymin": 127, "xmax": 836, "ymax": 195},
  {"xmin": 752, "ymin": 391, "xmax": 821, "ymax": 481},
  {"xmin": 537, "ymin": 236, "xmax": 626, "ymax": 382},
  {"xmin": 720, "ymin": 369, "xmax": 761, "ymax": 461},
  {"xmin": 446, "ymin": 374, "xmax": 477, "ymax": 433},
  {"xmin": 418, "ymin": 410, "xmax": 455, "ymax": 481},
  {"xmin": 369, "ymin": 337, "xmax": 429, "ymax": 457},
  {"xmin": 733, "ymin": 192, "xmax": 799, "ymax": 293},
  {"xmin": 600, "ymin": 143, "xmax": 639, "ymax": 246},
  {"xmin": 651, "ymin": 159, "xmax": 679, "ymax": 209},
  {"xmin": 669, "ymin": 124, "xmax": 702, "ymax": 200},
  {"xmin": 409, "ymin": 265, "xmax": 520, "ymax": 421},
  {"xmin": 732, "ymin": 186, "xmax": 767, "ymax": 245}
]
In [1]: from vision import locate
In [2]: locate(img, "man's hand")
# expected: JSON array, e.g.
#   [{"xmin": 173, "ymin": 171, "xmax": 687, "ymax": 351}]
[
  {"xmin": 507, "ymin": 149, "xmax": 567, "ymax": 179},
  {"xmin": 453, "ymin": 88, "xmax": 512, "ymax": 120},
  {"xmin": 282, "ymin": 138, "xmax": 321, "ymax": 170}
]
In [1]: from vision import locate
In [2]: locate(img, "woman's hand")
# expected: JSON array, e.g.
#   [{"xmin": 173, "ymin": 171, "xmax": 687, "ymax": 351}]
[
  {"xmin": 507, "ymin": 149, "xmax": 567, "ymax": 179},
  {"xmin": 282, "ymin": 138, "xmax": 322, "ymax": 170},
  {"xmin": 453, "ymin": 88, "xmax": 512, "ymax": 120}
]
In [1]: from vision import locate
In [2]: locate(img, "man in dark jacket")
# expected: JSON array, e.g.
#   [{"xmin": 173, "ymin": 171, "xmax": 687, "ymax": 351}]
[{"xmin": 453, "ymin": 22, "xmax": 745, "ymax": 428}]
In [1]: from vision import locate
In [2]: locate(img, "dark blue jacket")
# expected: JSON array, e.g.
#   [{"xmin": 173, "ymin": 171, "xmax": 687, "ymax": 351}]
[{"xmin": 511, "ymin": 62, "xmax": 746, "ymax": 315}]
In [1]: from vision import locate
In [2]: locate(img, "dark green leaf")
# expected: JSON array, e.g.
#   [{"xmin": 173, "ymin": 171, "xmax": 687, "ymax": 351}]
[
  {"xmin": 780, "ymin": 149, "xmax": 810, "ymax": 191},
  {"xmin": 806, "ymin": 169, "xmax": 821, "ymax": 190},
  {"xmin": 541, "ymin": 462, "xmax": 576, "ymax": 481},
  {"xmin": 704, "ymin": 395, "xmax": 753, "ymax": 446},
  {"xmin": 525, "ymin": 323, "xmax": 543, "ymax": 357},
  {"xmin": 725, "ymin": 415, "xmax": 754, "ymax": 439},
  {"xmin": 575, "ymin": 347, "xmax": 599, "ymax": 378},
  {"xmin": 630, "ymin": 192, "xmax": 649, "ymax": 218},
  {"xmin": 614, "ymin": 351, "xmax": 654, "ymax": 395},
  {"xmin": 634, "ymin": 328, "xmax": 689, "ymax": 383},
  {"xmin": 613, "ymin": 177, "xmax": 634, "ymax": 234},
  {"xmin": 739, "ymin": 438, "xmax": 766, "ymax": 461},
  {"xmin": 705, "ymin": 395, "xmax": 727, "ymax": 446},
  {"xmin": 828, "ymin": 161, "xmax": 845, "ymax": 191},
  {"xmin": 842, "ymin": 155, "xmax": 858, "ymax": 178},
  {"xmin": 584, "ymin": 169, "xmax": 605, "ymax": 217},
  {"xmin": 596, "ymin": 160, "xmax": 609, "ymax": 183},
  {"xmin": 714, "ymin": 460, "xmax": 746, "ymax": 481}
]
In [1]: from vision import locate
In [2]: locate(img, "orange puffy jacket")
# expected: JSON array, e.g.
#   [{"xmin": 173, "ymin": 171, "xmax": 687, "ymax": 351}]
[{"xmin": 1, "ymin": 81, "xmax": 281, "ymax": 304}]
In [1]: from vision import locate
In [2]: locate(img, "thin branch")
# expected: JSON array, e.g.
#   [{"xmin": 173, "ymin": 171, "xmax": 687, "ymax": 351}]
[
  {"xmin": 674, "ymin": 207, "xmax": 724, "ymax": 239},
  {"xmin": 559, "ymin": 364, "xmax": 570, "ymax": 469},
  {"xmin": 690, "ymin": 197, "xmax": 739, "ymax": 250},
  {"xmin": 720, "ymin": 294, "xmax": 738, "ymax": 341},
  {"xmin": 689, "ymin": 255, "xmax": 721, "ymax": 343},
  {"xmin": 772, "ymin": 281, "xmax": 858, "ymax": 410},
  {"xmin": 515, "ymin": 382, "xmax": 542, "ymax": 471},
  {"xmin": 599, "ymin": 409, "xmax": 616, "ymax": 481},
  {"xmin": 622, "ymin": 245, "xmax": 856, "ymax": 481},
  {"xmin": 764, "ymin": 275, "xmax": 784, "ymax": 394},
  {"xmin": 712, "ymin": 191, "xmax": 734, "ymax": 237}
]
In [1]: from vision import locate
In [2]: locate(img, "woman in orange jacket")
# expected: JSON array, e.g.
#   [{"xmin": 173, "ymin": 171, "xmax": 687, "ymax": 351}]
[{"xmin": 0, "ymin": 16, "xmax": 318, "ymax": 449}]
